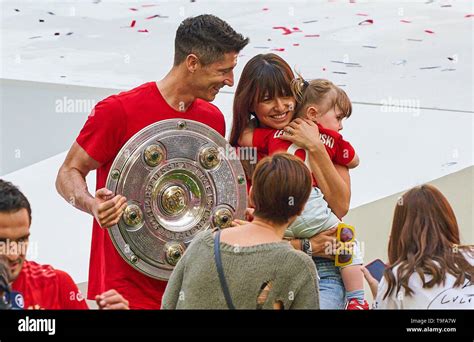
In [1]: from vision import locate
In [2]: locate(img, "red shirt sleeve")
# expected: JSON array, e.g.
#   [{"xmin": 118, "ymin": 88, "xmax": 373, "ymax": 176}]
[
  {"xmin": 334, "ymin": 137, "xmax": 356, "ymax": 166},
  {"xmin": 252, "ymin": 128, "xmax": 276, "ymax": 155},
  {"xmin": 76, "ymin": 96, "xmax": 127, "ymax": 165},
  {"xmin": 57, "ymin": 270, "xmax": 89, "ymax": 310}
]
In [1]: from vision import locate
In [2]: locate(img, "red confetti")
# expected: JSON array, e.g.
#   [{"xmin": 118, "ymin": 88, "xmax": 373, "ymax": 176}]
[
  {"xmin": 273, "ymin": 26, "xmax": 301, "ymax": 35},
  {"xmin": 465, "ymin": 14, "xmax": 474, "ymax": 18},
  {"xmin": 130, "ymin": 20, "xmax": 136, "ymax": 28},
  {"xmin": 400, "ymin": 19, "xmax": 411, "ymax": 23},
  {"xmin": 293, "ymin": 43, "xmax": 300, "ymax": 46},
  {"xmin": 262, "ymin": 7, "xmax": 269, "ymax": 11},
  {"xmin": 424, "ymin": 29, "xmax": 435, "ymax": 34},
  {"xmin": 358, "ymin": 19, "xmax": 374, "ymax": 25},
  {"xmin": 304, "ymin": 34, "xmax": 320, "ymax": 37},
  {"xmin": 138, "ymin": 29, "xmax": 149, "ymax": 33},
  {"xmin": 129, "ymin": 8, "xmax": 138, "ymax": 11},
  {"xmin": 142, "ymin": 4, "xmax": 158, "ymax": 7},
  {"xmin": 271, "ymin": 48, "xmax": 285, "ymax": 52},
  {"xmin": 356, "ymin": 13, "xmax": 368, "ymax": 16}
]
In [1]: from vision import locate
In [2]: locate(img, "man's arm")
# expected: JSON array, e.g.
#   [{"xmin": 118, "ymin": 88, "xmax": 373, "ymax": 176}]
[{"xmin": 55, "ymin": 142, "xmax": 127, "ymax": 228}]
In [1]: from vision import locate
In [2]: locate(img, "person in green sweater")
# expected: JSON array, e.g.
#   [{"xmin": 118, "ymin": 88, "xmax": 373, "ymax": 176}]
[{"xmin": 162, "ymin": 153, "xmax": 319, "ymax": 309}]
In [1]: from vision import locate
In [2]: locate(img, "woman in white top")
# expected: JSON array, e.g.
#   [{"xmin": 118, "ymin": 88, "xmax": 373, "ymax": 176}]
[{"xmin": 362, "ymin": 184, "xmax": 474, "ymax": 309}]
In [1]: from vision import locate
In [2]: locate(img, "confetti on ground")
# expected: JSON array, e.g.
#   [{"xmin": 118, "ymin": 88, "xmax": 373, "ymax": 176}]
[
  {"xmin": 400, "ymin": 19, "xmax": 411, "ymax": 23},
  {"xmin": 48, "ymin": 12, "xmax": 55, "ymax": 15},
  {"xmin": 420, "ymin": 66, "xmax": 441, "ymax": 69},
  {"xmin": 304, "ymin": 34, "xmax": 320, "ymax": 37},
  {"xmin": 303, "ymin": 20, "xmax": 318, "ymax": 23},
  {"xmin": 293, "ymin": 43, "xmax": 300, "ymax": 46},
  {"xmin": 271, "ymin": 48, "xmax": 285, "ymax": 51},
  {"xmin": 262, "ymin": 8, "xmax": 269, "ymax": 11},
  {"xmin": 142, "ymin": 4, "xmax": 158, "ymax": 7},
  {"xmin": 130, "ymin": 20, "xmax": 136, "ymax": 28},
  {"xmin": 29, "ymin": 36, "xmax": 42, "ymax": 39},
  {"xmin": 273, "ymin": 26, "xmax": 301, "ymax": 35},
  {"xmin": 407, "ymin": 38, "xmax": 423, "ymax": 42},
  {"xmin": 441, "ymin": 68, "xmax": 456, "ymax": 72},
  {"xmin": 441, "ymin": 4, "xmax": 452, "ymax": 7},
  {"xmin": 14, "ymin": 9, "xmax": 20, "ymax": 12},
  {"xmin": 424, "ymin": 29, "xmax": 435, "ymax": 34},
  {"xmin": 333, "ymin": 71, "xmax": 347, "ymax": 74},
  {"xmin": 358, "ymin": 19, "xmax": 374, "ymax": 25},
  {"xmin": 356, "ymin": 13, "xmax": 369, "ymax": 16},
  {"xmin": 392, "ymin": 59, "xmax": 407, "ymax": 65},
  {"xmin": 129, "ymin": 8, "xmax": 138, "ymax": 11},
  {"xmin": 254, "ymin": 46, "xmax": 270, "ymax": 49},
  {"xmin": 362, "ymin": 45, "xmax": 377, "ymax": 48},
  {"xmin": 138, "ymin": 29, "xmax": 149, "ymax": 33},
  {"xmin": 465, "ymin": 14, "xmax": 474, "ymax": 18},
  {"xmin": 146, "ymin": 14, "xmax": 168, "ymax": 19}
]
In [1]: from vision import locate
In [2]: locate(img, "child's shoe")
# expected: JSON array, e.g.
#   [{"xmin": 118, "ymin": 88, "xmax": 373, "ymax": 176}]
[{"xmin": 345, "ymin": 298, "xmax": 369, "ymax": 310}]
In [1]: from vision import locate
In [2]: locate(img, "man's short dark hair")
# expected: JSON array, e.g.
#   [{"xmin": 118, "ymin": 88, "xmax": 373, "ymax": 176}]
[
  {"xmin": 0, "ymin": 180, "xmax": 31, "ymax": 224},
  {"xmin": 174, "ymin": 14, "xmax": 249, "ymax": 66}
]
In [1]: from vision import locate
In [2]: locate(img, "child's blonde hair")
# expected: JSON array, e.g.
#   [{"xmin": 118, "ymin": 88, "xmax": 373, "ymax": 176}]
[{"xmin": 290, "ymin": 74, "xmax": 352, "ymax": 119}]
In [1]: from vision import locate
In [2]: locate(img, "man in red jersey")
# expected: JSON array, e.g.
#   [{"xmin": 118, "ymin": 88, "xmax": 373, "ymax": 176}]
[
  {"xmin": 55, "ymin": 15, "xmax": 249, "ymax": 309},
  {"xmin": 0, "ymin": 180, "xmax": 129, "ymax": 310}
]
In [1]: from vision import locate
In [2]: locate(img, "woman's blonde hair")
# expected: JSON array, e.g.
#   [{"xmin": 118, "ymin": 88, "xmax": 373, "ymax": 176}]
[{"xmin": 290, "ymin": 74, "xmax": 352, "ymax": 119}]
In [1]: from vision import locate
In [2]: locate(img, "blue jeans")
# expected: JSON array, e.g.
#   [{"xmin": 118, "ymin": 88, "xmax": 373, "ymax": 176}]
[{"xmin": 314, "ymin": 257, "xmax": 346, "ymax": 309}]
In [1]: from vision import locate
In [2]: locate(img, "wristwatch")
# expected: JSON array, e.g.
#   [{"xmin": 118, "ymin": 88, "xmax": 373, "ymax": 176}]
[{"xmin": 302, "ymin": 239, "xmax": 312, "ymax": 257}]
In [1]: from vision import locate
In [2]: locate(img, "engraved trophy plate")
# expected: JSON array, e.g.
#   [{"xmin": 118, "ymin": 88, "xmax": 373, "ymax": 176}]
[{"xmin": 106, "ymin": 119, "xmax": 247, "ymax": 280}]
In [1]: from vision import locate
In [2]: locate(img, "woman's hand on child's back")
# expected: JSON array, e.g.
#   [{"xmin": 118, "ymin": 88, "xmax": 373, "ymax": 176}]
[{"xmin": 279, "ymin": 118, "xmax": 323, "ymax": 152}]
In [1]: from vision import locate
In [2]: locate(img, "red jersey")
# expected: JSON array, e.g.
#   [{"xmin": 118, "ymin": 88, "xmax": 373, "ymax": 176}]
[
  {"xmin": 76, "ymin": 82, "xmax": 226, "ymax": 309},
  {"xmin": 252, "ymin": 124, "xmax": 355, "ymax": 186},
  {"xmin": 12, "ymin": 260, "xmax": 88, "ymax": 310}
]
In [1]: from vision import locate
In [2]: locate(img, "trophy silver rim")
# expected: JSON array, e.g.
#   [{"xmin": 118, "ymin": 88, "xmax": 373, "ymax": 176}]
[{"xmin": 105, "ymin": 119, "xmax": 247, "ymax": 280}]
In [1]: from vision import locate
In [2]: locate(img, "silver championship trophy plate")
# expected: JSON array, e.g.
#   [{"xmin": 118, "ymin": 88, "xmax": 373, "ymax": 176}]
[{"xmin": 106, "ymin": 119, "xmax": 247, "ymax": 280}]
